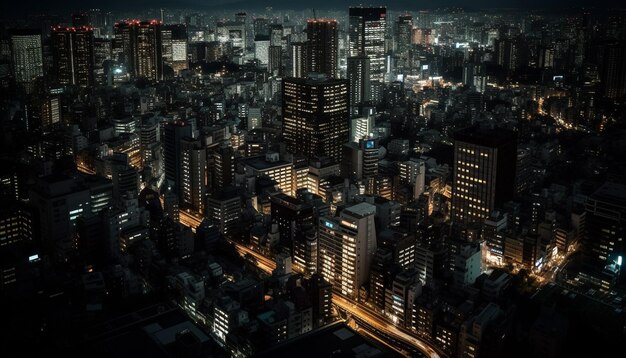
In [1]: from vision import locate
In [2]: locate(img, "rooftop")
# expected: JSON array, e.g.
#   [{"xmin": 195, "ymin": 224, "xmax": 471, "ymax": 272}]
[{"xmin": 344, "ymin": 202, "xmax": 377, "ymax": 218}]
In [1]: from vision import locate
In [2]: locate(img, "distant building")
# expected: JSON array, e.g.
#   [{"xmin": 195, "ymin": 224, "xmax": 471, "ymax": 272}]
[
  {"xmin": 51, "ymin": 26, "xmax": 95, "ymax": 87},
  {"xmin": 114, "ymin": 20, "xmax": 163, "ymax": 81},
  {"xmin": 306, "ymin": 19, "xmax": 338, "ymax": 78},
  {"xmin": 10, "ymin": 29, "xmax": 43, "ymax": 93}
]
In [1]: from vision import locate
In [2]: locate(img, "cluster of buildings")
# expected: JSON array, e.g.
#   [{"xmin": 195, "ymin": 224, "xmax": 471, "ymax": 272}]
[{"xmin": 1, "ymin": 5, "xmax": 626, "ymax": 358}]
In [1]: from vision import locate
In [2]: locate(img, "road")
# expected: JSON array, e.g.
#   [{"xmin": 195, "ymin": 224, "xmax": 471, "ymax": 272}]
[
  {"xmin": 179, "ymin": 209, "xmax": 203, "ymax": 232},
  {"xmin": 229, "ymin": 240, "xmax": 444, "ymax": 358},
  {"xmin": 171, "ymin": 209, "xmax": 444, "ymax": 358}
]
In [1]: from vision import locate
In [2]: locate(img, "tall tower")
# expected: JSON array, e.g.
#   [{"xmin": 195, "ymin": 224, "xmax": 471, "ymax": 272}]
[
  {"xmin": 282, "ymin": 74, "xmax": 349, "ymax": 162},
  {"xmin": 318, "ymin": 202, "xmax": 377, "ymax": 300},
  {"xmin": 306, "ymin": 19, "xmax": 338, "ymax": 78},
  {"xmin": 582, "ymin": 183, "xmax": 626, "ymax": 277},
  {"xmin": 162, "ymin": 121, "xmax": 192, "ymax": 194},
  {"xmin": 396, "ymin": 14, "xmax": 413, "ymax": 67},
  {"xmin": 51, "ymin": 26, "xmax": 95, "ymax": 87},
  {"xmin": 162, "ymin": 24, "xmax": 188, "ymax": 73},
  {"xmin": 180, "ymin": 138, "xmax": 206, "ymax": 214},
  {"xmin": 9, "ymin": 29, "xmax": 43, "ymax": 94},
  {"xmin": 348, "ymin": 7, "xmax": 387, "ymax": 84},
  {"xmin": 601, "ymin": 42, "xmax": 626, "ymax": 99},
  {"xmin": 347, "ymin": 56, "xmax": 371, "ymax": 115},
  {"xmin": 290, "ymin": 42, "xmax": 309, "ymax": 78},
  {"xmin": 451, "ymin": 126, "xmax": 517, "ymax": 224},
  {"xmin": 114, "ymin": 20, "xmax": 163, "ymax": 81}
]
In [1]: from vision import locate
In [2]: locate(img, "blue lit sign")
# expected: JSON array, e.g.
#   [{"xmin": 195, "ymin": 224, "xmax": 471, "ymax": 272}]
[
  {"xmin": 324, "ymin": 221, "xmax": 335, "ymax": 229},
  {"xmin": 365, "ymin": 140, "xmax": 375, "ymax": 149}
]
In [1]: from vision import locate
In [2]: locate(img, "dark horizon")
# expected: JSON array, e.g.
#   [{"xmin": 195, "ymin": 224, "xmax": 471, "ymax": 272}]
[{"xmin": 4, "ymin": 0, "xmax": 626, "ymax": 16}]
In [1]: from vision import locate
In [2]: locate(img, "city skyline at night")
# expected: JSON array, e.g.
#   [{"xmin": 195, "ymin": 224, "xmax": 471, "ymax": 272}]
[{"xmin": 1, "ymin": 2, "xmax": 626, "ymax": 358}]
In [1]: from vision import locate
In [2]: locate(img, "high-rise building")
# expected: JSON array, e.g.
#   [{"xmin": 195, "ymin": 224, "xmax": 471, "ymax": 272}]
[
  {"xmin": 114, "ymin": 20, "xmax": 163, "ymax": 81},
  {"xmin": 396, "ymin": 14, "xmax": 413, "ymax": 67},
  {"xmin": 268, "ymin": 45, "xmax": 282, "ymax": 75},
  {"xmin": 290, "ymin": 42, "xmax": 308, "ymax": 78},
  {"xmin": 180, "ymin": 138, "xmax": 206, "ymax": 214},
  {"xmin": 51, "ymin": 26, "xmax": 95, "ymax": 87},
  {"xmin": 206, "ymin": 188, "xmax": 241, "ymax": 237},
  {"xmin": 451, "ymin": 126, "xmax": 517, "ymax": 224},
  {"xmin": 269, "ymin": 24, "xmax": 283, "ymax": 47},
  {"xmin": 347, "ymin": 56, "xmax": 371, "ymax": 115},
  {"xmin": 9, "ymin": 29, "xmax": 43, "ymax": 93},
  {"xmin": 162, "ymin": 24, "xmax": 188, "ymax": 73},
  {"xmin": 341, "ymin": 137, "xmax": 379, "ymax": 192},
  {"xmin": 254, "ymin": 17, "xmax": 269, "ymax": 37},
  {"xmin": 29, "ymin": 175, "xmax": 93, "ymax": 262},
  {"xmin": 318, "ymin": 202, "xmax": 377, "ymax": 300},
  {"xmin": 282, "ymin": 75, "xmax": 349, "ymax": 162},
  {"xmin": 348, "ymin": 7, "xmax": 387, "ymax": 83},
  {"xmin": 162, "ymin": 121, "xmax": 193, "ymax": 193},
  {"xmin": 254, "ymin": 35, "xmax": 270, "ymax": 65},
  {"xmin": 0, "ymin": 201, "xmax": 33, "ymax": 249},
  {"xmin": 582, "ymin": 183, "xmax": 626, "ymax": 277},
  {"xmin": 306, "ymin": 19, "xmax": 338, "ymax": 78},
  {"xmin": 270, "ymin": 193, "xmax": 315, "ymax": 270},
  {"xmin": 601, "ymin": 42, "xmax": 626, "ymax": 99},
  {"xmin": 350, "ymin": 115, "xmax": 374, "ymax": 143},
  {"xmin": 494, "ymin": 38, "xmax": 518, "ymax": 71}
]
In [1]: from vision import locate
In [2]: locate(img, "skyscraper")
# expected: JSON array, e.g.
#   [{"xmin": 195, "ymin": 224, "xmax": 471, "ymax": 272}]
[
  {"xmin": 347, "ymin": 56, "xmax": 371, "ymax": 115},
  {"xmin": 282, "ymin": 74, "xmax": 349, "ymax": 162},
  {"xmin": 582, "ymin": 183, "xmax": 626, "ymax": 276},
  {"xmin": 306, "ymin": 19, "xmax": 338, "ymax": 79},
  {"xmin": 9, "ymin": 29, "xmax": 43, "ymax": 93},
  {"xmin": 601, "ymin": 42, "xmax": 626, "ymax": 99},
  {"xmin": 290, "ymin": 42, "xmax": 308, "ymax": 78},
  {"xmin": 396, "ymin": 14, "xmax": 413, "ymax": 67},
  {"xmin": 451, "ymin": 126, "xmax": 517, "ymax": 224},
  {"xmin": 318, "ymin": 202, "xmax": 377, "ymax": 300},
  {"xmin": 162, "ymin": 24, "xmax": 188, "ymax": 73},
  {"xmin": 51, "ymin": 26, "xmax": 95, "ymax": 87},
  {"xmin": 348, "ymin": 7, "xmax": 387, "ymax": 83},
  {"xmin": 180, "ymin": 138, "xmax": 206, "ymax": 214},
  {"xmin": 114, "ymin": 20, "xmax": 163, "ymax": 81},
  {"xmin": 162, "ymin": 121, "xmax": 193, "ymax": 193}
]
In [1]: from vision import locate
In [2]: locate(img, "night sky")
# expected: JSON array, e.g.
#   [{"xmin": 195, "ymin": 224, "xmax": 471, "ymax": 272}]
[{"xmin": 5, "ymin": 0, "xmax": 625, "ymax": 15}]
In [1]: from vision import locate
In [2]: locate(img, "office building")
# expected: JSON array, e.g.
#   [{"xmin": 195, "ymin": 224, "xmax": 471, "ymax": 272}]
[
  {"xmin": 10, "ymin": 29, "xmax": 43, "ymax": 93},
  {"xmin": 282, "ymin": 75, "xmax": 349, "ymax": 162},
  {"xmin": 268, "ymin": 45, "xmax": 282, "ymax": 75},
  {"xmin": 162, "ymin": 121, "xmax": 192, "ymax": 194},
  {"xmin": 162, "ymin": 24, "xmax": 188, "ymax": 73},
  {"xmin": 290, "ymin": 42, "xmax": 308, "ymax": 78},
  {"xmin": 114, "ymin": 20, "xmax": 163, "ymax": 81},
  {"xmin": 582, "ymin": 183, "xmax": 626, "ymax": 276},
  {"xmin": 254, "ymin": 35, "xmax": 270, "ymax": 65},
  {"xmin": 318, "ymin": 202, "xmax": 377, "ymax": 300},
  {"xmin": 180, "ymin": 138, "xmax": 206, "ymax": 213},
  {"xmin": 601, "ymin": 42, "xmax": 626, "ymax": 99},
  {"xmin": 341, "ymin": 138, "xmax": 379, "ymax": 194},
  {"xmin": 51, "ymin": 26, "xmax": 95, "ymax": 87},
  {"xmin": 241, "ymin": 152, "xmax": 293, "ymax": 195},
  {"xmin": 206, "ymin": 188, "xmax": 241, "ymax": 237},
  {"xmin": 306, "ymin": 19, "xmax": 338, "ymax": 78},
  {"xmin": 347, "ymin": 56, "xmax": 371, "ymax": 115},
  {"xmin": 396, "ymin": 14, "xmax": 413, "ymax": 66},
  {"xmin": 348, "ymin": 7, "xmax": 387, "ymax": 83},
  {"xmin": 451, "ymin": 126, "xmax": 517, "ymax": 224}
]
